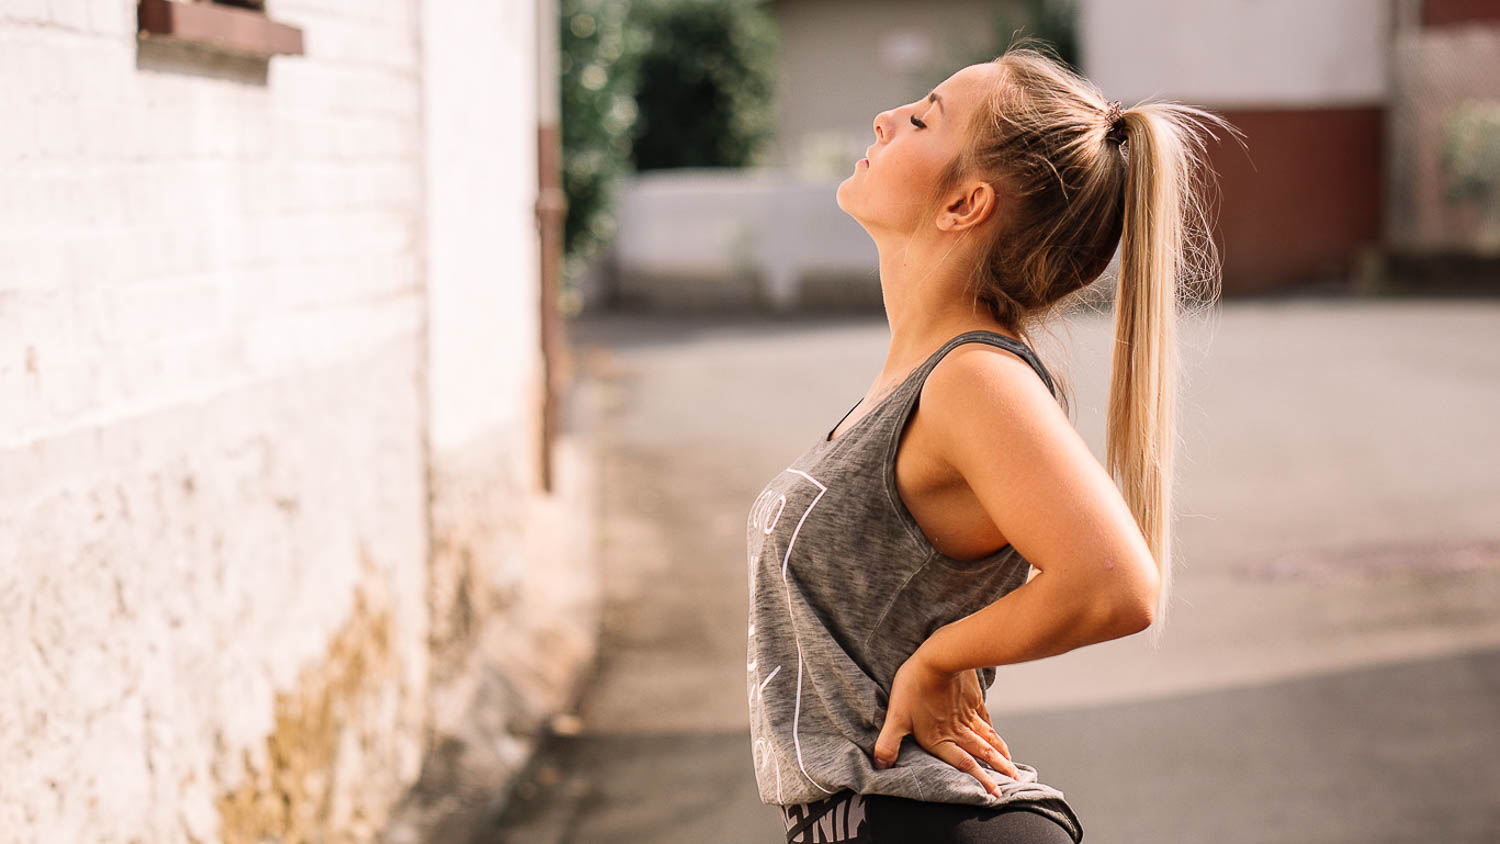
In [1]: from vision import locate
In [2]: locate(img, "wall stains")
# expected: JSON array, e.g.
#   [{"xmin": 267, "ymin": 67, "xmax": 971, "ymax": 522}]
[{"xmin": 217, "ymin": 576, "xmax": 397, "ymax": 844}]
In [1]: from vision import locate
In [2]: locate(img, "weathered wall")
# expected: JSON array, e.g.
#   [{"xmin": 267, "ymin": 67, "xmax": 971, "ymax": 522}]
[
  {"xmin": 0, "ymin": 1, "xmax": 596, "ymax": 841},
  {"xmin": 385, "ymin": 0, "xmax": 602, "ymax": 837}
]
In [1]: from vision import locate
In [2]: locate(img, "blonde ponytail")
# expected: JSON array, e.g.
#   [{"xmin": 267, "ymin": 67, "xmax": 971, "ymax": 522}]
[
  {"xmin": 940, "ymin": 36, "xmax": 1244, "ymax": 643},
  {"xmin": 1105, "ymin": 103, "xmax": 1238, "ymax": 644}
]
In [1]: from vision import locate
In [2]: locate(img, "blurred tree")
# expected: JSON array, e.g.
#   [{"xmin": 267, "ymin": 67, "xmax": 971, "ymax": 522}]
[
  {"xmin": 1440, "ymin": 100, "xmax": 1500, "ymax": 253},
  {"xmin": 912, "ymin": 0, "xmax": 1080, "ymax": 99},
  {"xmin": 558, "ymin": 0, "xmax": 646, "ymax": 298},
  {"xmin": 995, "ymin": 0, "xmax": 1079, "ymax": 71},
  {"xmin": 624, "ymin": 0, "xmax": 779, "ymax": 170},
  {"xmin": 557, "ymin": 0, "xmax": 779, "ymax": 302}
]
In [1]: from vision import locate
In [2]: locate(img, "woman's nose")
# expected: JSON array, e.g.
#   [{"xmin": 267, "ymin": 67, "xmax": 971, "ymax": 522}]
[{"xmin": 873, "ymin": 111, "xmax": 890, "ymax": 142}]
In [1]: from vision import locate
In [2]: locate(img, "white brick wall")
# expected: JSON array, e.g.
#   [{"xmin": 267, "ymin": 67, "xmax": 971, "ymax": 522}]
[
  {"xmin": 423, "ymin": 0, "xmax": 540, "ymax": 451},
  {"xmin": 0, "ymin": 2, "xmax": 586, "ymax": 841}
]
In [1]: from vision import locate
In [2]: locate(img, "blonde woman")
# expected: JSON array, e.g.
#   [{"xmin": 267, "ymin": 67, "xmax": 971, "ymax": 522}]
[{"xmin": 745, "ymin": 38, "xmax": 1239, "ymax": 843}]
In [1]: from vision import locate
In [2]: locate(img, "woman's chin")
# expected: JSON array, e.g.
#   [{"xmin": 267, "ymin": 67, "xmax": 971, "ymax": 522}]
[
  {"xmin": 833, "ymin": 192, "xmax": 857, "ymax": 220},
  {"xmin": 834, "ymin": 178, "xmax": 858, "ymax": 209}
]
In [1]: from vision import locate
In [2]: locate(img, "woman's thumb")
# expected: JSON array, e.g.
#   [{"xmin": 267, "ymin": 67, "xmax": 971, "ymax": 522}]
[{"xmin": 872, "ymin": 714, "xmax": 907, "ymax": 770}]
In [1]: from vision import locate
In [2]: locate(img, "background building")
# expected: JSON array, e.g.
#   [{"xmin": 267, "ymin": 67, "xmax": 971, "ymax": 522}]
[
  {"xmin": 1386, "ymin": 0, "xmax": 1500, "ymax": 274},
  {"xmin": 601, "ymin": 0, "xmax": 1499, "ymax": 310},
  {"xmin": 1081, "ymin": 0, "xmax": 1389, "ymax": 294}
]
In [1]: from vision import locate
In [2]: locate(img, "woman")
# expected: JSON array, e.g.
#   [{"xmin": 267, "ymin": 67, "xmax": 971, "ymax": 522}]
[{"xmin": 745, "ymin": 38, "xmax": 1238, "ymax": 842}]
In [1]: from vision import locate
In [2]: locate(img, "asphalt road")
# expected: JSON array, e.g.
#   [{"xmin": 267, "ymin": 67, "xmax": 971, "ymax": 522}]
[{"xmin": 485, "ymin": 299, "xmax": 1500, "ymax": 844}]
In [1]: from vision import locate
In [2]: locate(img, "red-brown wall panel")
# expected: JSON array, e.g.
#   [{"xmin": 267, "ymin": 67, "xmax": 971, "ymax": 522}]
[
  {"xmin": 1422, "ymin": 0, "xmax": 1500, "ymax": 28},
  {"xmin": 1203, "ymin": 107, "xmax": 1384, "ymax": 295}
]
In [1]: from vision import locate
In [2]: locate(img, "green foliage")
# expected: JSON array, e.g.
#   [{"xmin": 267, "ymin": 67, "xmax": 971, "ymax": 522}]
[
  {"xmin": 910, "ymin": 0, "xmax": 1080, "ymax": 97},
  {"xmin": 624, "ymin": 0, "xmax": 779, "ymax": 170},
  {"xmin": 559, "ymin": 0, "xmax": 644, "ymax": 293},
  {"xmin": 557, "ymin": 0, "xmax": 778, "ymax": 298},
  {"xmin": 996, "ymin": 0, "xmax": 1080, "ymax": 71},
  {"xmin": 1441, "ymin": 99, "xmax": 1500, "ymax": 251},
  {"xmin": 1441, "ymin": 99, "xmax": 1500, "ymax": 204}
]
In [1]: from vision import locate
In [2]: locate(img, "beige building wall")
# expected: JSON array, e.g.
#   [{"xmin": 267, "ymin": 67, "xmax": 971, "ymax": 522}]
[
  {"xmin": 1081, "ymin": 0, "xmax": 1390, "ymax": 107},
  {"xmin": 770, "ymin": 0, "xmax": 1000, "ymax": 175}
]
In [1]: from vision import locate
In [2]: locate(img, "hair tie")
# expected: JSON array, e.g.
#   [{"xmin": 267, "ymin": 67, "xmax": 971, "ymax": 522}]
[{"xmin": 1104, "ymin": 99, "xmax": 1127, "ymax": 144}]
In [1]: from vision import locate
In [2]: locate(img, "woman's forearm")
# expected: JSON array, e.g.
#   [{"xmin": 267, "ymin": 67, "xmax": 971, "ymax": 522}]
[{"xmin": 914, "ymin": 570, "xmax": 1152, "ymax": 676}]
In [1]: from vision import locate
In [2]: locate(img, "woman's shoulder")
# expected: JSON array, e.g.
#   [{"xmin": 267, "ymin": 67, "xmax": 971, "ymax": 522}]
[
  {"xmin": 915, "ymin": 341, "xmax": 1071, "ymax": 473},
  {"xmin": 923, "ymin": 341, "xmax": 1059, "ymax": 419}
]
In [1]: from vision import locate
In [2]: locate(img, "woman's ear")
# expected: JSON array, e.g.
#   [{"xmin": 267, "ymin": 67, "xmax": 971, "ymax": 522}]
[{"xmin": 939, "ymin": 180, "xmax": 995, "ymax": 233}]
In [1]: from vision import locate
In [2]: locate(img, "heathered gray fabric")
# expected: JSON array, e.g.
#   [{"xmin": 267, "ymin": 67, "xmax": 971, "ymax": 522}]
[{"xmin": 745, "ymin": 330, "xmax": 1084, "ymax": 842}]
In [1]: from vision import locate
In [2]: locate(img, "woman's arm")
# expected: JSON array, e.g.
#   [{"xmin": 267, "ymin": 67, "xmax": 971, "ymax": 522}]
[
  {"xmin": 915, "ymin": 566, "xmax": 1150, "ymax": 676},
  {"xmin": 910, "ymin": 345, "xmax": 1161, "ymax": 675}
]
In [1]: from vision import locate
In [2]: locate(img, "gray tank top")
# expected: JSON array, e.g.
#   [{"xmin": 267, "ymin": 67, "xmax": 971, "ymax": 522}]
[{"xmin": 745, "ymin": 329, "xmax": 1083, "ymax": 842}]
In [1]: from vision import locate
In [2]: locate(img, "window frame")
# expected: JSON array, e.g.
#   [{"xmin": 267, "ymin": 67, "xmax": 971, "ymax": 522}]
[{"xmin": 137, "ymin": 0, "xmax": 304, "ymax": 58}]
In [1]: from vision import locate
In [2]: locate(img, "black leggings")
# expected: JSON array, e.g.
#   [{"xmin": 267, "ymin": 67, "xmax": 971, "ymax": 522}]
[{"xmin": 779, "ymin": 790, "xmax": 1078, "ymax": 843}]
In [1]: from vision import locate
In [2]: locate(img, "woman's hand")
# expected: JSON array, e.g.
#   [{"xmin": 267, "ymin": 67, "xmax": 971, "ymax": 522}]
[{"xmin": 872, "ymin": 641, "xmax": 1018, "ymax": 798}]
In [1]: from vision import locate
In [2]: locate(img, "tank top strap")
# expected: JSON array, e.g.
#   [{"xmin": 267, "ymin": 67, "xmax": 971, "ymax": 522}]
[
  {"xmin": 857, "ymin": 329, "xmax": 1057, "ymax": 564},
  {"xmin": 897, "ymin": 330, "xmax": 1057, "ymax": 401},
  {"xmin": 820, "ymin": 331, "xmax": 1056, "ymax": 449}
]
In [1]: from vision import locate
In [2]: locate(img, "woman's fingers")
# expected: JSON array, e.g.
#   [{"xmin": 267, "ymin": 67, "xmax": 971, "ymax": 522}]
[
  {"xmin": 977, "ymin": 704, "xmax": 1013, "ymax": 761},
  {"xmin": 930, "ymin": 739, "xmax": 1004, "ymax": 798},
  {"xmin": 976, "ymin": 717, "xmax": 1013, "ymax": 762},
  {"xmin": 959, "ymin": 724, "xmax": 1018, "ymax": 780}
]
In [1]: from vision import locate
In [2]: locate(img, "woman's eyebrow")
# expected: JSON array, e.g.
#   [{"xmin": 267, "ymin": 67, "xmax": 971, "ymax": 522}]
[{"xmin": 927, "ymin": 92, "xmax": 944, "ymax": 112}]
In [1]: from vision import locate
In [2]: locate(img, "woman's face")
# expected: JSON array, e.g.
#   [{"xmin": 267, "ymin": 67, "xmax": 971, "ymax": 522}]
[{"xmin": 837, "ymin": 62, "xmax": 999, "ymax": 238}]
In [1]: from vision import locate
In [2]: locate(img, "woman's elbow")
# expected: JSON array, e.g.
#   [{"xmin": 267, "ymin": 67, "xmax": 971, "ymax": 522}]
[{"xmin": 1111, "ymin": 564, "xmax": 1161, "ymax": 634}]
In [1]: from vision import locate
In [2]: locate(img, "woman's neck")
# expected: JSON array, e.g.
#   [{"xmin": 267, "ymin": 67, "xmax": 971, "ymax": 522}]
[{"xmin": 875, "ymin": 244, "xmax": 1016, "ymax": 385}]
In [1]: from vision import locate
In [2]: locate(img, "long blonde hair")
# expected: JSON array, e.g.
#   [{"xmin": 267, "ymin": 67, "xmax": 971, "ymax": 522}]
[{"xmin": 925, "ymin": 36, "xmax": 1243, "ymax": 640}]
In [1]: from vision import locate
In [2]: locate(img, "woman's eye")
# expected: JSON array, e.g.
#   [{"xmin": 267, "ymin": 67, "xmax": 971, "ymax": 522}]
[{"xmin": 910, "ymin": 114, "xmax": 927, "ymax": 130}]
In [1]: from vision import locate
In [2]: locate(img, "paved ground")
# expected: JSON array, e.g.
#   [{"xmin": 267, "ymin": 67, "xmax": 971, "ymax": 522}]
[{"xmin": 483, "ymin": 298, "xmax": 1500, "ymax": 844}]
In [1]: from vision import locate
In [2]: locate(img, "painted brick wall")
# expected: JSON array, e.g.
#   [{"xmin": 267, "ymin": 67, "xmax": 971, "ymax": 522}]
[{"xmin": 0, "ymin": 1, "xmax": 594, "ymax": 842}]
